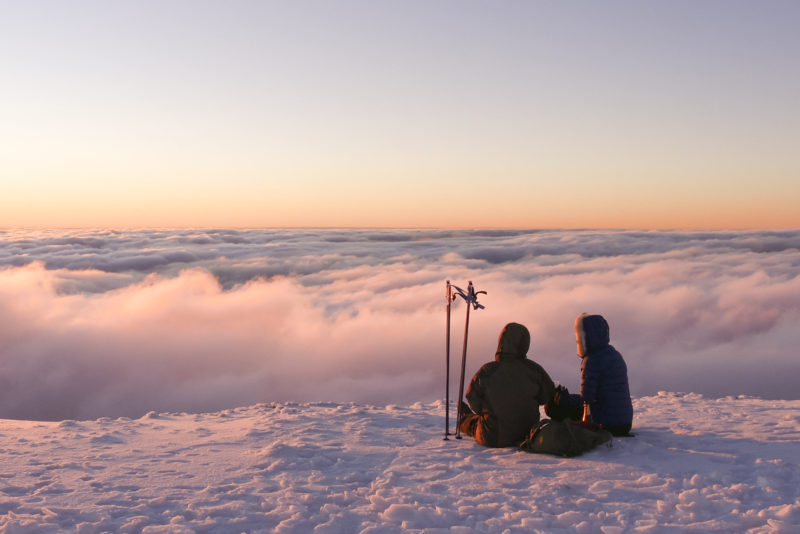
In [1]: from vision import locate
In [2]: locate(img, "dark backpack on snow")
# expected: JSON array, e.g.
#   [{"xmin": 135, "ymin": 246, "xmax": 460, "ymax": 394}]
[{"xmin": 519, "ymin": 419, "xmax": 612, "ymax": 457}]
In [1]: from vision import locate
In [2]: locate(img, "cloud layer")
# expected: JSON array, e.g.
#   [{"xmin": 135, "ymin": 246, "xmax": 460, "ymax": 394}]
[{"xmin": 1, "ymin": 229, "xmax": 799, "ymax": 420}]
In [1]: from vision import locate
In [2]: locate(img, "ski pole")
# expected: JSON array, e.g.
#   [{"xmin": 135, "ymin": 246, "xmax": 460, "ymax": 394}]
[
  {"xmin": 454, "ymin": 285, "xmax": 471, "ymax": 440},
  {"xmin": 444, "ymin": 280, "xmax": 454, "ymax": 440},
  {"xmin": 453, "ymin": 281, "xmax": 486, "ymax": 440}
]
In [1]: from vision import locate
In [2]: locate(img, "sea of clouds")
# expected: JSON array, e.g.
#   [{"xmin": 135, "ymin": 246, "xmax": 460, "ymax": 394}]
[{"xmin": 1, "ymin": 228, "xmax": 799, "ymax": 420}]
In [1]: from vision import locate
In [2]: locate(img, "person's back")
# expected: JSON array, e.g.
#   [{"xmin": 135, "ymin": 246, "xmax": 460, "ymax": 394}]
[
  {"xmin": 582, "ymin": 344, "xmax": 631, "ymax": 427},
  {"xmin": 564, "ymin": 314, "xmax": 633, "ymax": 435},
  {"xmin": 460, "ymin": 323, "xmax": 555, "ymax": 447}
]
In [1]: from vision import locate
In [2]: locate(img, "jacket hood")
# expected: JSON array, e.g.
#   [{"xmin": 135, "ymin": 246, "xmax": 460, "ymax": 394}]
[
  {"xmin": 495, "ymin": 322, "xmax": 530, "ymax": 361},
  {"xmin": 575, "ymin": 314, "xmax": 610, "ymax": 358}
]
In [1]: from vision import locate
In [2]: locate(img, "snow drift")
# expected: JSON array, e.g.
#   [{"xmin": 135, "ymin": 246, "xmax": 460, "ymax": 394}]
[{"xmin": 1, "ymin": 393, "xmax": 799, "ymax": 533}]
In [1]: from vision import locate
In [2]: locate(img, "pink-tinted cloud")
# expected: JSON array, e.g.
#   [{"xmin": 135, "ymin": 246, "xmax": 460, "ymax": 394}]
[{"xmin": 1, "ymin": 229, "xmax": 799, "ymax": 420}]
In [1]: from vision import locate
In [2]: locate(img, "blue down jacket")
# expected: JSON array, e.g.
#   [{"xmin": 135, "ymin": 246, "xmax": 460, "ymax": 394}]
[{"xmin": 563, "ymin": 314, "xmax": 633, "ymax": 427}]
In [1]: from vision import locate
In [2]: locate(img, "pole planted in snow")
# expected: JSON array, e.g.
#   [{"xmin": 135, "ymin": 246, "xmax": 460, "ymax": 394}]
[
  {"xmin": 453, "ymin": 281, "xmax": 486, "ymax": 440},
  {"xmin": 454, "ymin": 284, "xmax": 472, "ymax": 440},
  {"xmin": 444, "ymin": 280, "xmax": 453, "ymax": 440}
]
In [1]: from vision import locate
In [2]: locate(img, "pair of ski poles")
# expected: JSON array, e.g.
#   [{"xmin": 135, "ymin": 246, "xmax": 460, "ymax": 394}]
[{"xmin": 444, "ymin": 280, "xmax": 486, "ymax": 440}]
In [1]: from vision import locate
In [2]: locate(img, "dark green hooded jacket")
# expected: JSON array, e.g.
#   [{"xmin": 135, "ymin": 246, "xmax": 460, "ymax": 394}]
[{"xmin": 465, "ymin": 323, "xmax": 555, "ymax": 447}]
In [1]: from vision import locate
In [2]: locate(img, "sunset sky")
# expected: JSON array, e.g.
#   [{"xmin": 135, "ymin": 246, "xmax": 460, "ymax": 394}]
[{"xmin": 2, "ymin": 1, "xmax": 798, "ymax": 229}]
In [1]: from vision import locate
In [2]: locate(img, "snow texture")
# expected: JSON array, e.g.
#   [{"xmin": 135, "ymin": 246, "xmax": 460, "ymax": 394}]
[{"xmin": 2, "ymin": 393, "xmax": 799, "ymax": 533}]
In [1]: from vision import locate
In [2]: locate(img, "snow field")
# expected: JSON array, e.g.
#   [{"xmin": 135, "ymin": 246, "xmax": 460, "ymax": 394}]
[{"xmin": 1, "ymin": 393, "xmax": 799, "ymax": 533}]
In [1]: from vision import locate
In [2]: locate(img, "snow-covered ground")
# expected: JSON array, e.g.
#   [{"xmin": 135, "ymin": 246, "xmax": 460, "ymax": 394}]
[{"xmin": 2, "ymin": 392, "xmax": 799, "ymax": 533}]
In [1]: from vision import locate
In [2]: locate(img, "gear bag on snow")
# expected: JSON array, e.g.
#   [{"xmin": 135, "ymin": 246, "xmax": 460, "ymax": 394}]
[{"xmin": 519, "ymin": 419, "xmax": 612, "ymax": 457}]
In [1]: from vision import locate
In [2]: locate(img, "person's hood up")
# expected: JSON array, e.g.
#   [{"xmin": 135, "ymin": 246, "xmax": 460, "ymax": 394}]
[
  {"xmin": 575, "ymin": 314, "xmax": 610, "ymax": 358},
  {"xmin": 495, "ymin": 322, "xmax": 530, "ymax": 361}
]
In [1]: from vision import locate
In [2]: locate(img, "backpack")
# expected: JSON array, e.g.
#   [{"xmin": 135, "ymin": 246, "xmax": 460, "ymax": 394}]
[{"xmin": 519, "ymin": 419, "xmax": 612, "ymax": 457}]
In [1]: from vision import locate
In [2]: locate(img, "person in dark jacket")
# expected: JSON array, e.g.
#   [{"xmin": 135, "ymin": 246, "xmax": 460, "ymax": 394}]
[
  {"xmin": 459, "ymin": 322, "xmax": 555, "ymax": 447},
  {"xmin": 559, "ymin": 313, "xmax": 633, "ymax": 436}
]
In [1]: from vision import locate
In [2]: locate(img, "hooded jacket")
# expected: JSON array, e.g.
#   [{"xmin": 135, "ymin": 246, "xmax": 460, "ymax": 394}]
[
  {"xmin": 465, "ymin": 323, "xmax": 555, "ymax": 447},
  {"xmin": 567, "ymin": 314, "xmax": 633, "ymax": 427}
]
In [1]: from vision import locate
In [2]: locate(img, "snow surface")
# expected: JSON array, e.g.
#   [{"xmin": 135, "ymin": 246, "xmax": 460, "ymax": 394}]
[{"xmin": 1, "ymin": 393, "xmax": 799, "ymax": 533}]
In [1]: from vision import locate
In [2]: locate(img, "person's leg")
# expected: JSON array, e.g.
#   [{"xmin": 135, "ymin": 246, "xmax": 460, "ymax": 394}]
[
  {"xmin": 603, "ymin": 423, "xmax": 632, "ymax": 437},
  {"xmin": 546, "ymin": 401, "xmax": 582, "ymax": 422},
  {"xmin": 459, "ymin": 412, "xmax": 501, "ymax": 446},
  {"xmin": 458, "ymin": 412, "xmax": 481, "ymax": 438}
]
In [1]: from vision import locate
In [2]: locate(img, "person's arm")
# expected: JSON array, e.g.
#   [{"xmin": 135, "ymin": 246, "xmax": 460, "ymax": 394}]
[
  {"xmin": 559, "ymin": 388, "xmax": 582, "ymax": 411},
  {"xmin": 537, "ymin": 366, "xmax": 556, "ymax": 406},
  {"xmin": 465, "ymin": 366, "xmax": 488, "ymax": 414},
  {"xmin": 580, "ymin": 355, "xmax": 600, "ymax": 406}
]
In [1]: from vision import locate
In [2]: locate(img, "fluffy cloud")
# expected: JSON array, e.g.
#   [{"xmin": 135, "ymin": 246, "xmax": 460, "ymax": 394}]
[{"xmin": 1, "ymin": 229, "xmax": 799, "ymax": 420}]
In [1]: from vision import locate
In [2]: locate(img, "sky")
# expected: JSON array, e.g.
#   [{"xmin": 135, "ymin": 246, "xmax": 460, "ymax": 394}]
[
  {"xmin": 2, "ymin": 228, "xmax": 799, "ymax": 420},
  {"xmin": 1, "ymin": 1, "xmax": 799, "ymax": 229}
]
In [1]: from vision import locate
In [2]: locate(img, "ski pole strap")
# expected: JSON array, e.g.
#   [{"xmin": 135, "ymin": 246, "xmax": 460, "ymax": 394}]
[{"xmin": 451, "ymin": 283, "xmax": 487, "ymax": 310}]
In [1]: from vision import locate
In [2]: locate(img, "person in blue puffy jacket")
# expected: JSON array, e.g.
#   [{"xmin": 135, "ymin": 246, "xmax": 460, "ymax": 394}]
[{"xmin": 558, "ymin": 313, "xmax": 633, "ymax": 436}]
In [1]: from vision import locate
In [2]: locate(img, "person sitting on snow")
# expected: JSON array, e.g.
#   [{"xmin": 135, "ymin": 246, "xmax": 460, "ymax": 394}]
[
  {"xmin": 459, "ymin": 322, "xmax": 555, "ymax": 447},
  {"xmin": 551, "ymin": 313, "xmax": 633, "ymax": 436}
]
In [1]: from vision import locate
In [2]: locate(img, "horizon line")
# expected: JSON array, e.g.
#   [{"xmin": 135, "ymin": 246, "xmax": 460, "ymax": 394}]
[{"xmin": 2, "ymin": 225, "xmax": 800, "ymax": 233}]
